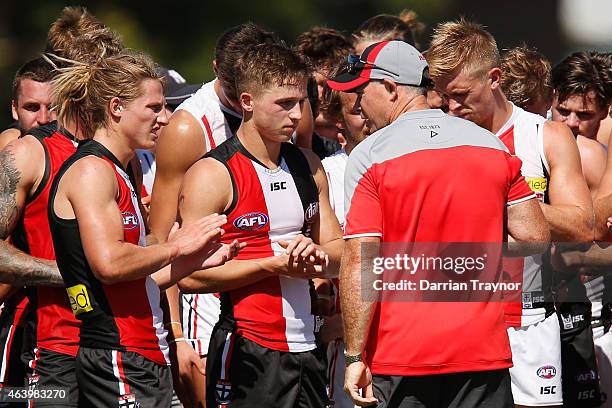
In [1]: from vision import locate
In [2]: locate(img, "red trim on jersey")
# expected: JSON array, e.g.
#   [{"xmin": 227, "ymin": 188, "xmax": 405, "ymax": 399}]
[
  {"xmin": 193, "ymin": 294, "xmax": 200, "ymax": 355},
  {"xmin": 498, "ymin": 125, "xmax": 516, "ymax": 155},
  {"xmin": 201, "ymin": 115, "xmax": 216, "ymax": 149}
]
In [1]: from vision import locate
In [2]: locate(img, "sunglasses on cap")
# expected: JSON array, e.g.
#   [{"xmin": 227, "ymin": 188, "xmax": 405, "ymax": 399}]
[{"xmin": 345, "ymin": 54, "xmax": 399, "ymax": 77}]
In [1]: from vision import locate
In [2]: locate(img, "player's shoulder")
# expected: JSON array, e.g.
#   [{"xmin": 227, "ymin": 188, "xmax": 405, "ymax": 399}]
[
  {"xmin": 174, "ymin": 80, "xmax": 221, "ymax": 120},
  {"xmin": 0, "ymin": 127, "xmax": 20, "ymax": 150},
  {"xmin": 321, "ymin": 148, "xmax": 347, "ymax": 168},
  {"xmin": 577, "ymin": 135, "xmax": 607, "ymax": 161},
  {"xmin": 542, "ymin": 119, "xmax": 573, "ymax": 139},
  {"xmin": 186, "ymin": 155, "xmax": 228, "ymax": 180}
]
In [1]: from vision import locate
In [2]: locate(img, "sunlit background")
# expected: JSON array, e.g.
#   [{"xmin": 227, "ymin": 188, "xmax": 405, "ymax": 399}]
[{"xmin": 1, "ymin": 0, "xmax": 610, "ymax": 129}]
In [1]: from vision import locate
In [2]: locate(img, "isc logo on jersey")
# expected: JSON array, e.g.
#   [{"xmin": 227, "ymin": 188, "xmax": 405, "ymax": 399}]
[
  {"xmin": 537, "ymin": 365, "xmax": 557, "ymax": 379},
  {"xmin": 122, "ymin": 211, "xmax": 139, "ymax": 230},
  {"xmin": 234, "ymin": 212, "xmax": 269, "ymax": 231}
]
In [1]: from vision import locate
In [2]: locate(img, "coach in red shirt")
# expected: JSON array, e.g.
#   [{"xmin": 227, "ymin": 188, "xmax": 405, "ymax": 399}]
[{"xmin": 328, "ymin": 41, "xmax": 550, "ymax": 408}]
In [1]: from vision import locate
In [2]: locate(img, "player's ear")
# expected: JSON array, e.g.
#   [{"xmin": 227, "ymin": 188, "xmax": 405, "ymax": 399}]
[
  {"xmin": 109, "ymin": 97, "xmax": 124, "ymax": 120},
  {"xmin": 11, "ymin": 100, "xmax": 18, "ymax": 121},
  {"xmin": 489, "ymin": 67, "xmax": 502, "ymax": 90},
  {"xmin": 240, "ymin": 92, "xmax": 254, "ymax": 113},
  {"xmin": 212, "ymin": 60, "xmax": 218, "ymax": 76}
]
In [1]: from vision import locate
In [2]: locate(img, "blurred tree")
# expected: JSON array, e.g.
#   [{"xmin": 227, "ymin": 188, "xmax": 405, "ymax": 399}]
[{"xmin": 0, "ymin": 0, "xmax": 565, "ymax": 131}]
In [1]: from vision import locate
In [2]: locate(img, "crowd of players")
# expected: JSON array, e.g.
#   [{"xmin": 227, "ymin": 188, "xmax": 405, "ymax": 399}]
[{"xmin": 0, "ymin": 5, "xmax": 611, "ymax": 408}]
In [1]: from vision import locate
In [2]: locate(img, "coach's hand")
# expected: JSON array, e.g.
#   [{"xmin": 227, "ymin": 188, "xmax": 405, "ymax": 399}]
[{"xmin": 345, "ymin": 360, "xmax": 377, "ymax": 406}]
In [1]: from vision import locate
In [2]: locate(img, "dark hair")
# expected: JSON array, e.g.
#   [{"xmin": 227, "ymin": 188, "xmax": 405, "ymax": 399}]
[
  {"xmin": 12, "ymin": 57, "xmax": 55, "ymax": 101},
  {"xmin": 295, "ymin": 27, "xmax": 353, "ymax": 74},
  {"xmin": 215, "ymin": 23, "xmax": 279, "ymax": 102},
  {"xmin": 353, "ymin": 9, "xmax": 424, "ymax": 49},
  {"xmin": 552, "ymin": 51, "xmax": 612, "ymax": 109},
  {"xmin": 501, "ymin": 44, "xmax": 552, "ymax": 109},
  {"xmin": 320, "ymin": 62, "xmax": 345, "ymax": 121},
  {"xmin": 235, "ymin": 43, "xmax": 311, "ymax": 97}
]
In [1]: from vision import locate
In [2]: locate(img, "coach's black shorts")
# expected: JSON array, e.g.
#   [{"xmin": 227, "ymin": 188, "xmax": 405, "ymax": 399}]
[
  {"xmin": 26, "ymin": 349, "xmax": 77, "ymax": 407},
  {"xmin": 558, "ymin": 302, "xmax": 602, "ymax": 407},
  {"xmin": 76, "ymin": 347, "xmax": 172, "ymax": 408},
  {"xmin": 372, "ymin": 369, "xmax": 513, "ymax": 408},
  {"xmin": 206, "ymin": 328, "xmax": 330, "ymax": 408}
]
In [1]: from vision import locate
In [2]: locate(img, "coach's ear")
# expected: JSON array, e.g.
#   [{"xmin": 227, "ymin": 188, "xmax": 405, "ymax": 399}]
[
  {"xmin": 383, "ymin": 79, "xmax": 399, "ymax": 102},
  {"xmin": 488, "ymin": 67, "xmax": 502, "ymax": 91},
  {"xmin": 240, "ymin": 92, "xmax": 254, "ymax": 113}
]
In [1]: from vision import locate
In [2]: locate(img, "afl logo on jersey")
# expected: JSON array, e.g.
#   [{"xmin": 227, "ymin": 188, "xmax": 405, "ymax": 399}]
[
  {"xmin": 537, "ymin": 366, "xmax": 557, "ymax": 379},
  {"xmin": 305, "ymin": 202, "xmax": 319, "ymax": 223},
  {"xmin": 234, "ymin": 212, "xmax": 269, "ymax": 231},
  {"xmin": 122, "ymin": 211, "xmax": 139, "ymax": 230}
]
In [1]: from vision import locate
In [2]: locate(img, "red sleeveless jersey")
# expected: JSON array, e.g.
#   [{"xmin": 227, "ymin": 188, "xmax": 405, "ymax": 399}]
[
  {"xmin": 10, "ymin": 123, "xmax": 81, "ymax": 356},
  {"xmin": 49, "ymin": 140, "xmax": 168, "ymax": 365}
]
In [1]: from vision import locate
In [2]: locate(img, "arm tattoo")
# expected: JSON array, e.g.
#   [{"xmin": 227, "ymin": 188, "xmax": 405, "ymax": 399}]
[
  {"xmin": 0, "ymin": 150, "xmax": 63, "ymax": 287},
  {"xmin": 0, "ymin": 150, "xmax": 20, "ymax": 239}
]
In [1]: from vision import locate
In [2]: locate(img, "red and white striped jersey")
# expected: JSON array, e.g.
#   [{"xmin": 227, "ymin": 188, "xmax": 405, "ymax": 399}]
[
  {"xmin": 208, "ymin": 137, "xmax": 320, "ymax": 352},
  {"xmin": 496, "ymin": 104, "xmax": 552, "ymax": 327}
]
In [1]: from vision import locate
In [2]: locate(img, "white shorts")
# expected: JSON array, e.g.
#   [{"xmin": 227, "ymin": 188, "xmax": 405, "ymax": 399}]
[
  {"xmin": 508, "ymin": 312, "xmax": 563, "ymax": 406},
  {"xmin": 180, "ymin": 293, "xmax": 220, "ymax": 356},
  {"xmin": 595, "ymin": 330, "xmax": 612, "ymax": 407}
]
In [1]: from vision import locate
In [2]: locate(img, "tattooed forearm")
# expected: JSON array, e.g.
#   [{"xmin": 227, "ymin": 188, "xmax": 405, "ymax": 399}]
[
  {"xmin": 0, "ymin": 241, "xmax": 64, "ymax": 286},
  {"xmin": 0, "ymin": 150, "xmax": 21, "ymax": 239},
  {"xmin": 0, "ymin": 150, "xmax": 63, "ymax": 286}
]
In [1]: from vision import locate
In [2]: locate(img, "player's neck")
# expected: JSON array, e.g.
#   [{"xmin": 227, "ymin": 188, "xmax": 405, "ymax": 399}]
[
  {"xmin": 93, "ymin": 128, "xmax": 134, "ymax": 169},
  {"xmin": 63, "ymin": 118, "xmax": 87, "ymax": 141},
  {"xmin": 489, "ymin": 92, "xmax": 514, "ymax": 135},
  {"xmin": 237, "ymin": 123, "xmax": 282, "ymax": 169},
  {"xmin": 214, "ymin": 80, "xmax": 241, "ymax": 115}
]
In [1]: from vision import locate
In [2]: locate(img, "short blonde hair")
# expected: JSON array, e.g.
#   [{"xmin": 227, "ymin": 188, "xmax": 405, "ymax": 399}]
[
  {"xmin": 427, "ymin": 18, "xmax": 500, "ymax": 80},
  {"xmin": 52, "ymin": 50, "xmax": 160, "ymax": 137},
  {"xmin": 501, "ymin": 45, "xmax": 552, "ymax": 109}
]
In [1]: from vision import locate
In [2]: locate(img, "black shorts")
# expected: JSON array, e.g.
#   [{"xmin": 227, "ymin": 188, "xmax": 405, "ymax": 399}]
[
  {"xmin": 558, "ymin": 302, "xmax": 602, "ymax": 407},
  {"xmin": 0, "ymin": 309, "xmax": 28, "ymax": 390},
  {"xmin": 372, "ymin": 369, "xmax": 513, "ymax": 408},
  {"xmin": 27, "ymin": 349, "xmax": 77, "ymax": 407},
  {"xmin": 76, "ymin": 347, "xmax": 172, "ymax": 408},
  {"xmin": 206, "ymin": 325, "xmax": 330, "ymax": 408}
]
